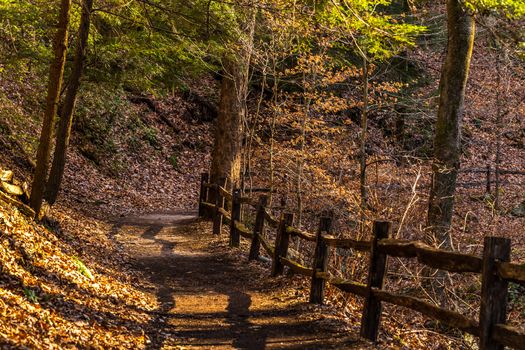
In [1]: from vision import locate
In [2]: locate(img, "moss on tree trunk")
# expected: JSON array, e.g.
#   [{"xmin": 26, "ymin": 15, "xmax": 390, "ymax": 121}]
[
  {"xmin": 30, "ymin": 0, "xmax": 72, "ymax": 215},
  {"xmin": 210, "ymin": 57, "xmax": 244, "ymax": 190},
  {"xmin": 209, "ymin": 5, "xmax": 255, "ymax": 190},
  {"xmin": 45, "ymin": 0, "xmax": 93, "ymax": 205},
  {"xmin": 427, "ymin": 0, "xmax": 475, "ymax": 248}
]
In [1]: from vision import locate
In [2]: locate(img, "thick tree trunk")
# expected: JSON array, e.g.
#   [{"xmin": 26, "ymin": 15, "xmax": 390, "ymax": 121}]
[
  {"xmin": 427, "ymin": 0, "xmax": 475, "ymax": 248},
  {"xmin": 30, "ymin": 0, "xmax": 72, "ymax": 215},
  {"xmin": 45, "ymin": 0, "xmax": 93, "ymax": 205},
  {"xmin": 210, "ymin": 5, "xmax": 255, "ymax": 190},
  {"xmin": 210, "ymin": 57, "xmax": 244, "ymax": 189}
]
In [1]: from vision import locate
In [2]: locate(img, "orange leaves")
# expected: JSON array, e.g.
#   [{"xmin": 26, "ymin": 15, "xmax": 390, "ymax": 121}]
[
  {"xmin": 0, "ymin": 197, "xmax": 157, "ymax": 348},
  {"xmin": 314, "ymin": 95, "xmax": 352, "ymax": 114}
]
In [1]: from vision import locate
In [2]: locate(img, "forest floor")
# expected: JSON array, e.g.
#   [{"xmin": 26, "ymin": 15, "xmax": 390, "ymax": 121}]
[
  {"xmin": 2, "ymin": 80, "xmax": 521, "ymax": 348},
  {"xmin": 112, "ymin": 211, "xmax": 370, "ymax": 349}
]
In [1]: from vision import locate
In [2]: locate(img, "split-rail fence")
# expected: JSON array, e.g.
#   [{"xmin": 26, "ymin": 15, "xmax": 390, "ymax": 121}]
[{"xmin": 198, "ymin": 173, "xmax": 525, "ymax": 350}]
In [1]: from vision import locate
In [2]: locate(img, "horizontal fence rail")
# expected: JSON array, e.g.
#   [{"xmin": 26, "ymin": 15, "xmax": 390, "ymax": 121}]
[
  {"xmin": 378, "ymin": 239, "xmax": 483, "ymax": 273},
  {"xmin": 197, "ymin": 174, "xmax": 525, "ymax": 350}
]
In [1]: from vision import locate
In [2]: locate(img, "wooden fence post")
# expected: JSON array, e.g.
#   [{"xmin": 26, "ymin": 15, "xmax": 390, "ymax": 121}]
[
  {"xmin": 229, "ymin": 189, "xmax": 242, "ymax": 247},
  {"xmin": 271, "ymin": 213, "xmax": 293, "ymax": 277},
  {"xmin": 309, "ymin": 216, "xmax": 333, "ymax": 304},
  {"xmin": 198, "ymin": 173, "xmax": 209, "ymax": 217},
  {"xmin": 249, "ymin": 195, "xmax": 268, "ymax": 260},
  {"xmin": 360, "ymin": 220, "xmax": 391, "ymax": 342},
  {"xmin": 212, "ymin": 178, "xmax": 226, "ymax": 235},
  {"xmin": 479, "ymin": 236, "xmax": 511, "ymax": 350}
]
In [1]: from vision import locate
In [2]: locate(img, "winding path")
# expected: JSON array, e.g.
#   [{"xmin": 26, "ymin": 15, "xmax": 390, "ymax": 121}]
[{"xmin": 111, "ymin": 212, "xmax": 368, "ymax": 349}]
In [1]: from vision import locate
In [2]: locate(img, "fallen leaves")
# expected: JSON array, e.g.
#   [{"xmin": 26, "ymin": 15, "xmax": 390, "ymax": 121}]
[{"xmin": 0, "ymin": 197, "xmax": 157, "ymax": 349}]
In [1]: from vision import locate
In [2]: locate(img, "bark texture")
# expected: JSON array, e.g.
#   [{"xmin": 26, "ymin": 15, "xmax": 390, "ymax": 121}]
[
  {"xmin": 209, "ymin": 5, "xmax": 255, "ymax": 189},
  {"xmin": 210, "ymin": 57, "xmax": 244, "ymax": 189},
  {"xmin": 359, "ymin": 59, "xmax": 369, "ymax": 233},
  {"xmin": 46, "ymin": 0, "xmax": 93, "ymax": 205},
  {"xmin": 427, "ymin": 0, "xmax": 475, "ymax": 248},
  {"xmin": 30, "ymin": 0, "xmax": 72, "ymax": 215}
]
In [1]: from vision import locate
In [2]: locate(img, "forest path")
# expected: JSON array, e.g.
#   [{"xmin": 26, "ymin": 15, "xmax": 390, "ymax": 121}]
[{"xmin": 111, "ymin": 212, "xmax": 368, "ymax": 349}]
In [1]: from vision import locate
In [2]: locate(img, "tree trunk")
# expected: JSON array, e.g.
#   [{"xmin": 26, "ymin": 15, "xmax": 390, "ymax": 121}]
[
  {"xmin": 30, "ymin": 0, "xmax": 72, "ymax": 215},
  {"xmin": 210, "ymin": 57, "xmax": 245, "ymax": 189},
  {"xmin": 46, "ymin": 0, "xmax": 93, "ymax": 205},
  {"xmin": 494, "ymin": 49, "xmax": 508, "ymax": 211},
  {"xmin": 209, "ymin": 5, "xmax": 255, "ymax": 189},
  {"xmin": 427, "ymin": 0, "xmax": 475, "ymax": 248},
  {"xmin": 359, "ymin": 57, "xmax": 369, "ymax": 235},
  {"xmin": 296, "ymin": 89, "xmax": 308, "ymax": 228}
]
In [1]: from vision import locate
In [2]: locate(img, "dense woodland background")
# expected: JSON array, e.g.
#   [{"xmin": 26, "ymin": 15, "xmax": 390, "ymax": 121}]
[{"xmin": 0, "ymin": 0, "xmax": 524, "ymax": 348}]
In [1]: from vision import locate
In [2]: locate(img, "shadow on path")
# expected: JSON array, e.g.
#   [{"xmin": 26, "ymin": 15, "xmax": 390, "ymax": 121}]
[{"xmin": 111, "ymin": 212, "xmax": 361, "ymax": 349}]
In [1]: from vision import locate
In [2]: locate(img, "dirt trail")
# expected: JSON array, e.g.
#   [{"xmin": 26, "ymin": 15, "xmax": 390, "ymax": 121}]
[{"xmin": 111, "ymin": 212, "xmax": 369, "ymax": 349}]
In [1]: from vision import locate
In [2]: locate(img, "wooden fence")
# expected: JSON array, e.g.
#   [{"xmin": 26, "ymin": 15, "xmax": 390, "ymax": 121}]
[
  {"xmin": 458, "ymin": 166, "xmax": 525, "ymax": 192},
  {"xmin": 198, "ymin": 173, "xmax": 525, "ymax": 350}
]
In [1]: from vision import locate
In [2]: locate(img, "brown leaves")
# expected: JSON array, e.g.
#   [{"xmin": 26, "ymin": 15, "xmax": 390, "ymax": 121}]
[{"xmin": 0, "ymin": 197, "xmax": 156, "ymax": 348}]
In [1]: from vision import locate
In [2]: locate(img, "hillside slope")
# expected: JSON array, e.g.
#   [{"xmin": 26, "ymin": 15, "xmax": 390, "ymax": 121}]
[
  {"xmin": 0, "ymin": 79, "xmax": 215, "ymax": 217},
  {"xmin": 0, "ymin": 194, "xmax": 156, "ymax": 348}
]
